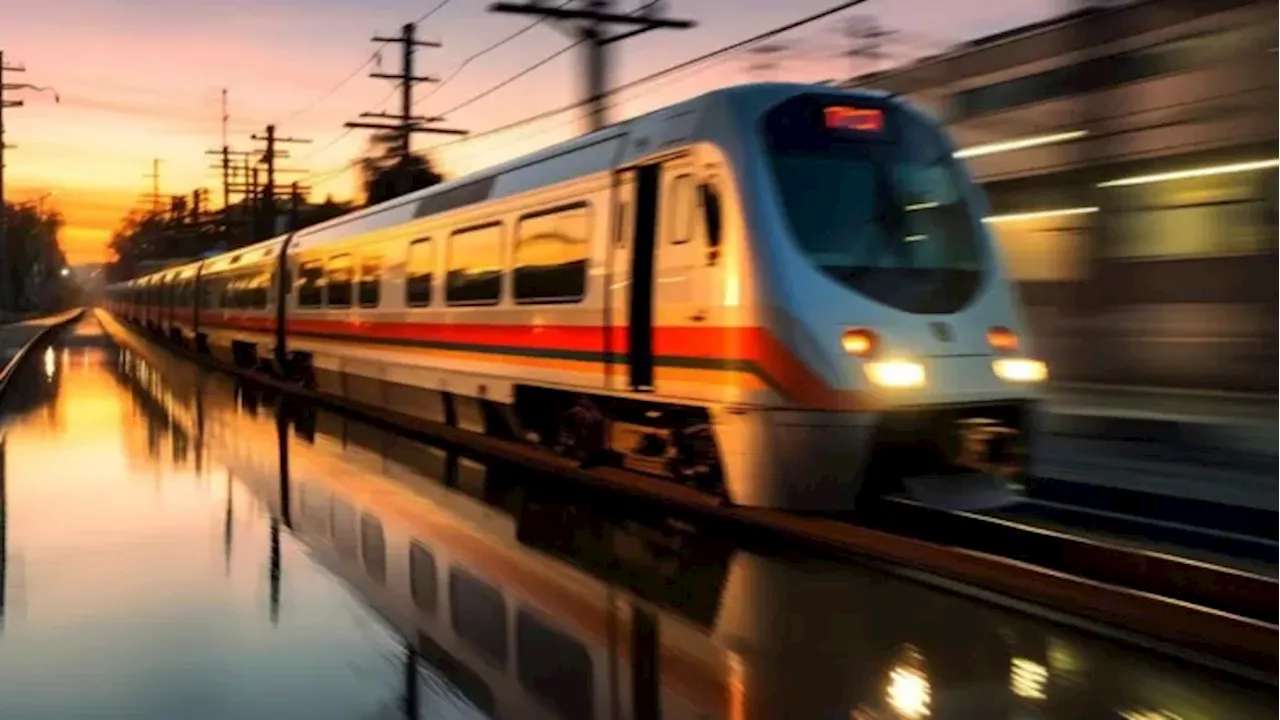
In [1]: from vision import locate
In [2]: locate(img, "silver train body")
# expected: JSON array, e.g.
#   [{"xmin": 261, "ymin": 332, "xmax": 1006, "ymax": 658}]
[{"xmin": 106, "ymin": 82, "xmax": 1048, "ymax": 511}]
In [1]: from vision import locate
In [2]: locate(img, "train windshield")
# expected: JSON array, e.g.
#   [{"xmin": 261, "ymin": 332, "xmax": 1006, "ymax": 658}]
[{"xmin": 763, "ymin": 94, "xmax": 986, "ymax": 314}]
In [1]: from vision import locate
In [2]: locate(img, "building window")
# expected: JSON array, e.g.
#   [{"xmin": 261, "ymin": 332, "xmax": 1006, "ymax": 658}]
[
  {"xmin": 359, "ymin": 256, "xmax": 381, "ymax": 308},
  {"xmin": 298, "ymin": 260, "xmax": 324, "ymax": 308},
  {"xmin": 406, "ymin": 238, "xmax": 433, "ymax": 307},
  {"xmin": 447, "ymin": 223, "xmax": 503, "ymax": 306},
  {"xmin": 327, "ymin": 254, "xmax": 353, "ymax": 308},
  {"xmin": 514, "ymin": 203, "xmax": 590, "ymax": 304}
]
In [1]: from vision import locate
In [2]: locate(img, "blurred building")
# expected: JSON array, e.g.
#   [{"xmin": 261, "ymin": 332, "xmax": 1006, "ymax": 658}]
[{"xmin": 846, "ymin": 0, "xmax": 1277, "ymax": 392}]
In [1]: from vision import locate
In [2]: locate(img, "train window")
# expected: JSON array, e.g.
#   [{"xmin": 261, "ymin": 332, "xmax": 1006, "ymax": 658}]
[
  {"xmin": 406, "ymin": 238, "xmax": 433, "ymax": 307},
  {"xmin": 667, "ymin": 173, "xmax": 695, "ymax": 245},
  {"xmin": 449, "ymin": 568, "xmax": 507, "ymax": 667},
  {"xmin": 514, "ymin": 203, "xmax": 589, "ymax": 304},
  {"xmin": 447, "ymin": 223, "xmax": 503, "ymax": 306},
  {"xmin": 698, "ymin": 181, "xmax": 723, "ymax": 250},
  {"xmin": 332, "ymin": 499, "xmax": 357, "ymax": 559},
  {"xmin": 516, "ymin": 610, "xmax": 594, "ymax": 720},
  {"xmin": 204, "ymin": 279, "xmax": 220, "ymax": 310},
  {"xmin": 298, "ymin": 260, "xmax": 324, "ymax": 308},
  {"xmin": 326, "ymin": 254, "xmax": 353, "ymax": 308},
  {"xmin": 409, "ymin": 541, "xmax": 437, "ymax": 614},
  {"xmin": 360, "ymin": 515, "xmax": 386, "ymax": 585},
  {"xmin": 254, "ymin": 269, "xmax": 270, "ymax": 309},
  {"xmin": 417, "ymin": 631, "xmax": 497, "ymax": 718},
  {"xmin": 358, "ymin": 256, "xmax": 381, "ymax": 308}
]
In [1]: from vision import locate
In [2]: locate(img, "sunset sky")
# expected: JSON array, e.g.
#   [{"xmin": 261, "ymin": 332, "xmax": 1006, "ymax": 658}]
[{"xmin": 2, "ymin": 0, "xmax": 1058, "ymax": 265}]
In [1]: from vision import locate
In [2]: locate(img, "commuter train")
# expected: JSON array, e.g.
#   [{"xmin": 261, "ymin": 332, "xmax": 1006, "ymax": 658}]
[
  {"xmin": 108, "ymin": 325, "xmax": 1267, "ymax": 720},
  {"xmin": 105, "ymin": 82, "xmax": 1049, "ymax": 511}
]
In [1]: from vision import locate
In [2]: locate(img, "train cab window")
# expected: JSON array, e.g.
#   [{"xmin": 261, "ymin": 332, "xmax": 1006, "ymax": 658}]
[
  {"xmin": 514, "ymin": 203, "xmax": 589, "ymax": 304},
  {"xmin": 326, "ymin": 254, "xmax": 353, "ymax": 308},
  {"xmin": 667, "ymin": 173, "xmax": 695, "ymax": 245},
  {"xmin": 405, "ymin": 238, "xmax": 433, "ymax": 307},
  {"xmin": 358, "ymin": 256, "xmax": 381, "ymax": 308},
  {"xmin": 409, "ymin": 541, "xmax": 437, "ymax": 614},
  {"xmin": 360, "ymin": 515, "xmax": 386, "ymax": 585},
  {"xmin": 516, "ymin": 610, "xmax": 594, "ymax": 720},
  {"xmin": 449, "ymin": 568, "xmax": 507, "ymax": 667},
  {"xmin": 446, "ymin": 223, "xmax": 502, "ymax": 306},
  {"xmin": 298, "ymin": 260, "xmax": 324, "ymax": 308}
]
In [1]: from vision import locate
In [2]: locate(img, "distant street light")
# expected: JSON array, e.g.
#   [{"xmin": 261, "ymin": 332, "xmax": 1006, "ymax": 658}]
[{"xmin": 60, "ymin": 268, "xmax": 70, "ymax": 277}]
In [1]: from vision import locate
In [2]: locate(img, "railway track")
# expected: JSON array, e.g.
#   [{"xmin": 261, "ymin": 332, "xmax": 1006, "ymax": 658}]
[
  {"xmin": 1007, "ymin": 478, "xmax": 1278, "ymax": 566},
  {"xmin": 85, "ymin": 311, "xmax": 1280, "ymax": 680}
]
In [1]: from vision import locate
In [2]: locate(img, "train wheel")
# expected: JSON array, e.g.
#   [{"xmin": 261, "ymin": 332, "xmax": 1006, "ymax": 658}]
[{"xmin": 555, "ymin": 397, "xmax": 607, "ymax": 467}]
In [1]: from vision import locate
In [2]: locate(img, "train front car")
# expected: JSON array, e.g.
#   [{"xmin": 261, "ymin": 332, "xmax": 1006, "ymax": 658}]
[{"xmin": 712, "ymin": 86, "xmax": 1047, "ymax": 512}]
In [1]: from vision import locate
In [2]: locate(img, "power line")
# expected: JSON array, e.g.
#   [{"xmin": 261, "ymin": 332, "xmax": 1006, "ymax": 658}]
[
  {"xmin": 489, "ymin": 1, "xmax": 695, "ymax": 133},
  {"xmin": 413, "ymin": 0, "xmax": 574, "ymax": 110},
  {"xmin": 275, "ymin": 52, "xmax": 380, "ymax": 124},
  {"xmin": 436, "ymin": 39, "xmax": 583, "ymax": 117},
  {"xmin": 414, "ymin": 0, "xmax": 455, "ymax": 25},
  {"xmin": 428, "ymin": 0, "xmax": 871, "ymax": 153}
]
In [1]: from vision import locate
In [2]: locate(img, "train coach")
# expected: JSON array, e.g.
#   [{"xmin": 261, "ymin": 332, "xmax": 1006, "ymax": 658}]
[{"xmin": 106, "ymin": 82, "xmax": 1049, "ymax": 511}]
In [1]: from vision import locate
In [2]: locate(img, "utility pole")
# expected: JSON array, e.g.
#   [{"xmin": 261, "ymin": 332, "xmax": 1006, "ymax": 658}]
[
  {"xmin": 289, "ymin": 182, "xmax": 301, "ymax": 231},
  {"xmin": 345, "ymin": 22, "xmax": 467, "ymax": 198},
  {"xmin": 251, "ymin": 125, "xmax": 310, "ymax": 237},
  {"xmin": 1, "ymin": 51, "xmax": 26, "ymax": 314},
  {"xmin": 489, "ymin": 1, "xmax": 696, "ymax": 133},
  {"xmin": 142, "ymin": 158, "xmax": 162, "ymax": 213}
]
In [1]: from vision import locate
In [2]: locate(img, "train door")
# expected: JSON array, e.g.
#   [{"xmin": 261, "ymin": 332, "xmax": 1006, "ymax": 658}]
[
  {"xmin": 611, "ymin": 153, "xmax": 722, "ymax": 396},
  {"xmin": 610, "ymin": 163, "xmax": 661, "ymax": 391}
]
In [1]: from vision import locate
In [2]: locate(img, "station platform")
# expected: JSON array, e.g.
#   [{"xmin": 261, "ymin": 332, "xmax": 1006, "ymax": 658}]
[{"xmin": 1037, "ymin": 383, "xmax": 1276, "ymax": 511}]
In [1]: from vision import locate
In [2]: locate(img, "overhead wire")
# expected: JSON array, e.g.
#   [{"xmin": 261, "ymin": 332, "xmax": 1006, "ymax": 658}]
[
  {"xmin": 413, "ymin": 0, "xmax": 575, "ymax": 110},
  {"xmin": 426, "ymin": 0, "xmax": 872, "ymax": 155}
]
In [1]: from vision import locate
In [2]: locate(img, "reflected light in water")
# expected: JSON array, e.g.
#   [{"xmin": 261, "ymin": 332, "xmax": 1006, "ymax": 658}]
[
  {"xmin": 43, "ymin": 346, "xmax": 56, "ymax": 380},
  {"xmin": 1119, "ymin": 710, "xmax": 1184, "ymax": 720},
  {"xmin": 886, "ymin": 664, "xmax": 930, "ymax": 719},
  {"xmin": 1010, "ymin": 657, "xmax": 1048, "ymax": 700}
]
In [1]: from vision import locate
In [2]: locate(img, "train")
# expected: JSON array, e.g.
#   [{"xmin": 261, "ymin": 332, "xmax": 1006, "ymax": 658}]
[
  {"xmin": 101, "ymin": 317, "xmax": 1272, "ymax": 720},
  {"xmin": 105, "ymin": 82, "xmax": 1049, "ymax": 511}
]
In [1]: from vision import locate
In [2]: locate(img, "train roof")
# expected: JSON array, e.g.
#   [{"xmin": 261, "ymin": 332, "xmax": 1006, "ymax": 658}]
[{"xmin": 114, "ymin": 82, "xmax": 895, "ymax": 288}]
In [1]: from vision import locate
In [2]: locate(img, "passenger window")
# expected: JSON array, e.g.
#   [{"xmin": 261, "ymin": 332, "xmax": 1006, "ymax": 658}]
[
  {"xmin": 360, "ymin": 515, "xmax": 386, "ymax": 585},
  {"xmin": 449, "ymin": 568, "xmax": 507, "ymax": 667},
  {"xmin": 332, "ymin": 500, "xmax": 357, "ymax": 559},
  {"xmin": 516, "ymin": 610, "xmax": 594, "ymax": 720},
  {"xmin": 406, "ymin": 238, "xmax": 433, "ymax": 307},
  {"xmin": 447, "ymin": 223, "xmax": 502, "ymax": 306},
  {"xmin": 409, "ymin": 541, "xmax": 437, "ymax": 614},
  {"xmin": 326, "ymin": 254, "xmax": 353, "ymax": 308},
  {"xmin": 359, "ymin": 256, "xmax": 381, "ymax": 308},
  {"xmin": 514, "ymin": 203, "xmax": 589, "ymax": 304},
  {"xmin": 667, "ymin": 174, "xmax": 695, "ymax": 245},
  {"xmin": 298, "ymin": 260, "xmax": 324, "ymax": 308}
]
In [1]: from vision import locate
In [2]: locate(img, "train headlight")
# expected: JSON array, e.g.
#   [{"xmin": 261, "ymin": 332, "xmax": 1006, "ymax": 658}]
[
  {"xmin": 865, "ymin": 359, "xmax": 926, "ymax": 389},
  {"xmin": 841, "ymin": 328, "xmax": 878, "ymax": 357},
  {"xmin": 993, "ymin": 358, "xmax": 1048, "ymax": 383}
]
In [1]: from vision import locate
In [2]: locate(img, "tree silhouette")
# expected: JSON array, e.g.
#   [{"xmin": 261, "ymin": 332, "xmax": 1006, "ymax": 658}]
[{"xmin": 359, "ymin": 130, "xmax": 445, "ymax": 207}]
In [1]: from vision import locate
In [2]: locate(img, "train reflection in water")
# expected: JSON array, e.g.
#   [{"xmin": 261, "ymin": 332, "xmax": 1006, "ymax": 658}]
[{"xmin": 101, "ymin": 314, "xmax": 1275, "ymax": 720}]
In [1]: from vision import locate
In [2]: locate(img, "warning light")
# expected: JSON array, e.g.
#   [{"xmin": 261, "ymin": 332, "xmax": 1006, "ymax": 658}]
[{"xmin": 824, "ymin": 106, "xmax": 885, "ymax": 133}]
